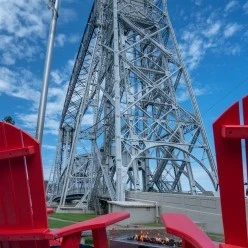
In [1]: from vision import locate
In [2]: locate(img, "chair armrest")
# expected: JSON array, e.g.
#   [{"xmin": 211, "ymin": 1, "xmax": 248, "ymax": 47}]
[
  {"xmin": 50, "ymin": 211, "xmax": 130, "ymax": 238},
  {"xmin": 50, "ymin": 212, "xmax": 129, "ymax": 248},
  {"xmin": 161, "ymin": 213, "xmax": 217, "ymax": 248},
  {"xmin": 47, "ymin": 208, "xmax": 54, "ymax": 214}
]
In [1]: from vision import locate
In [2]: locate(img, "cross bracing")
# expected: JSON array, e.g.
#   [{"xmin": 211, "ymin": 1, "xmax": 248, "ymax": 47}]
[{"xmin": 46, "ymin": 0, "xmax": 218, "ymax": 210}]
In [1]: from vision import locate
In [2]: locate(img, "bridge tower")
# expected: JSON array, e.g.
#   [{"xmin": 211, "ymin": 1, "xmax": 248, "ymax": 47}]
[{"xmin": 46, "ymin": 0, "xmax": 218, "ymax": 210}]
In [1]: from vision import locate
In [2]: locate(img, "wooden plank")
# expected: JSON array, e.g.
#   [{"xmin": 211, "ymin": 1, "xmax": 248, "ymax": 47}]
[
  {"xmin": 243, "ymin": 96, "xmax": 248, "ymax": 192},
  {"xmin": 221, "ymin": 125, "xmax": 248, "ymax": 139},
  {"xmin": 21, "ymin": 130, "xmax": 48, "ymax": 230},
  {"xmin": 92, "ymin": 228, "xmax": 108, "ymax": 248},
  {"xmin": 0, "ymin": 122, "xmax": 18, "ymax": 228},
  {"xmin": 51, "ymin": 212, "xmax": 130, "ymax": 238},
  {"xmin": 60, "ymin": 233, "xmax": 81, "ymax": 248},
  {"xmin": 161, "ymin": 213, "xmax": 216, "ymax": 248},
  {"xmin": 0, "ymin": 147, "xmax": 35, "ymax": 160},
  {"xmin": 46, "ymin": 208, "xmax": 54, "ymax": 214}
]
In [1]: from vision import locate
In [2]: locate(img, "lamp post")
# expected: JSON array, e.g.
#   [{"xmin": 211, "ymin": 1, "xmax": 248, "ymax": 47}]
[{"xmin": 36, "ymin": 0, "xmax": 60, "ymax": 143}]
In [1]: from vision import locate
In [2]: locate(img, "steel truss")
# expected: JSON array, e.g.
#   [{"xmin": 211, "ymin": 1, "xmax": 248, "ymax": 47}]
[{"xmin": 47, "ymin": 0, "xmax": 218, "ymax": 210}]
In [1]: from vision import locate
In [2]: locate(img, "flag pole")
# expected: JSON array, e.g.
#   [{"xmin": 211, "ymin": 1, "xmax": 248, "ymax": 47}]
[{"xmin": 36, "ymin": 0, "xmax": 60, "ymax": 143}]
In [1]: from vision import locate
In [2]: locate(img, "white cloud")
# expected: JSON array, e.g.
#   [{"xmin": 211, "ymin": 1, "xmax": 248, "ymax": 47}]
[
  {"xmin": 224, "ymin": 1, "xmax": 238, "ymax": 13},
  {"xmin": 194, "ymin": 87, "xmax": 207, "ymax": 96},
  {"xmin": 224, "ymin": 23, "xmax": 241, "ymax": 38},
  {"xmin": 59, "ymin": 8, "xmax": 78, "ymax": 23},
  {"xmin": 67, "ymin": 59, "xmax": 75, "ymax": 70},
  {"xmin": 56, "ymin": 33, "xmax": 67, "ymax": 47},
  {"xmin": 15, "ymin": 85, "xmax": 65, "ymax": 135},
  {"xmin": 63, "ymin": 0, "xmax": 77, "ymax": 3},
  {"xmin": 0, "ymin": 67, "xmax": 40, "ymax": 102},
  {"xmin": 0, "ymin": 56, "xmax": 72, "ymax": 135},
  {"xmin": 229, "ymin": 46, "xmax": 241, "ymax": 55},
  {"xmin": 205, "ymin": 22, "xmax": 221, "ymax": 37},
  {"xmin": 2, "ymin": 52, "xmax": 16, "ymax": 65},
  {"xmin": 82, "ymin": 114, "xmax": 94, "ymax": 126},
  {"xmin": 180, "ymin": 31, "xmax": 214, "ymax": 70},
  {"xmin": 46, "ymin": 86, "xmax": 68, "ymax": 117},
  {"xmin": 43, "ymin": 118, "xmax": 61, "ymax": 135},
  {"xmin": 0, "ymin": 0, "xmax": 82, "ymax": 176},
  {"xmin": 191, "ymin": 0, "xmax": 202, "ymax": 6},
  {"xmin": 51, "ymin": 70, "xmax": 65, "ymax": 85},
  {"xmin": 179, "ymin": 9, "xmax": 243, "ymax": 70},
  {"xmin": 43, "ymin": 144, "xmax": 56, "ymax": 150},
  {"xmin": 225, "ymin": 44, "xmax": 241, "ymax": 55},
  {"xmin": 18, "ymin": 61, "xmax": 71, "ymax": 135},
  {"xmin": 0, "ymin": 1, "xmax": 79, "ymax": 65},
  {"xmin": 0, "ymin": 1, "xmax": 49, "ymax": 38},
  {"xmin": 177, "ymin": 0, "xmax": 247, "ymax": 71},
  {"xmin": 187, "ymin": 39, "xmax": 204, "ymax": 69},
  {"xmin": 68, "ymin": 34, "xmax": 80, "ymax": 44},
  {"xmin": 51, "ymin": 59, "xmax": 74, "ymax": 85},
  {"xmin": 243, "ymin": 1, "xmax": 248, "ymax": 14},
  {"xmin": 0, "ymin": 1, "xmax": 76, "ymax": 136},
  {"xmin": 55, "ymin": 33, "xmax": 80, "ymax": 47},
  {"xmin": 0, "ymin": 79, "xmax": 9, "ymax": 91},
  {"xmin": 41, "ymin": 59, "xmax": 74, "ymax": 134},
  {"xmin": 17, "ymin": 114, "xmax": 38, "ymax": 131},
  {"xmin": 179, "ymin": 12, "xmax": 223, "ymax": 70},
  {"xmin": 0, "ymin": 35, "xmax": 13, "ymax": 45},
  {"xmin": 177, "ymin": 86, "xmax": 207, "ymax": 102},
  {"xmin": 0, "ymin": 1, "xmax": 50, "ymax": 65},
  {"xmin": 195, "ymin": 0, "xmax": 202, "ymax": 6}
]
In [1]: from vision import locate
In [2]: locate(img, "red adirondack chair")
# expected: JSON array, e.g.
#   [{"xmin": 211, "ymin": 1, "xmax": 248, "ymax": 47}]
[
  {"xmin": 213, "ymin": 95, "xmax": 248, "ymax": 248},
  {"xmin": 161, "ymin": 95, "xmax": 248, "ymax": 248},
  {"xmin": 0, "ymin": 121, "xmax": 129, "ymax": 248}
]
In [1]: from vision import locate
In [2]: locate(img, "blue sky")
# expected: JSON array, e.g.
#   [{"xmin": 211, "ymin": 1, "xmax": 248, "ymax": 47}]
[{"xmin": 0, "ymin": 0, "xmax": 247, "ymax": 180}]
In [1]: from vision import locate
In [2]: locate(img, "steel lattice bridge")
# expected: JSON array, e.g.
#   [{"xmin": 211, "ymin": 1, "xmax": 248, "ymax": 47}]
[{"xmin": 46, "ymin": 0, "xmax": 218, "ymax": 211}]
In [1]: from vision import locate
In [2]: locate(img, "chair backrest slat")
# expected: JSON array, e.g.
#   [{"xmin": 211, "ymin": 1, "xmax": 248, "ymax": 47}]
[
  {"xmin": 22, "ymin": 130, "xmax": 48, "ymax": 228},
  {"xmin": 243, "ymin": 96, "xmax": 248, "ymax": 179}
]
